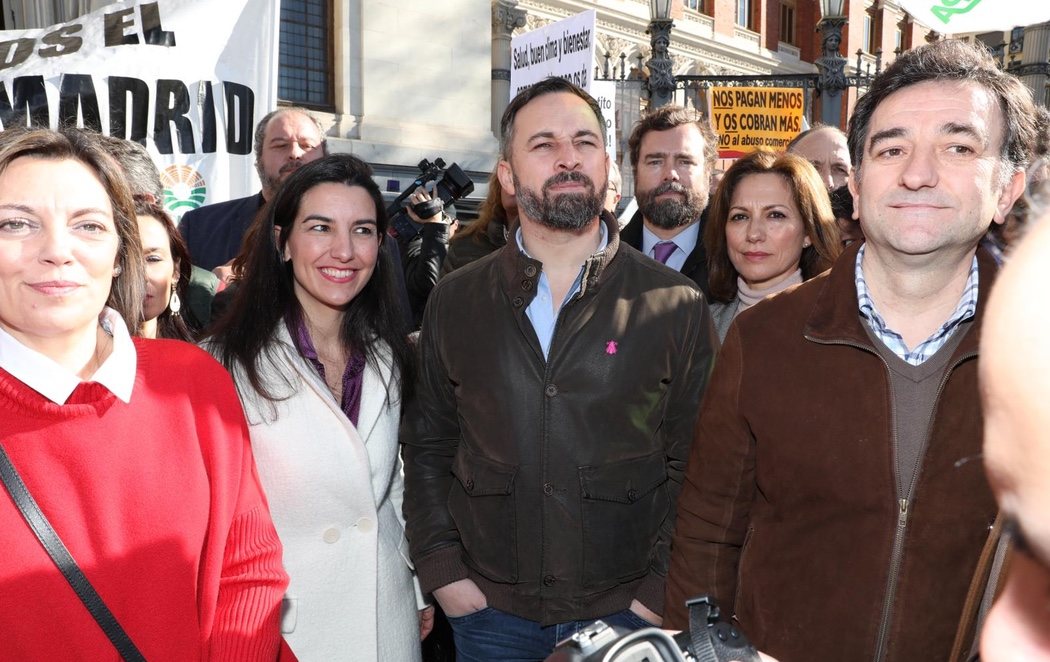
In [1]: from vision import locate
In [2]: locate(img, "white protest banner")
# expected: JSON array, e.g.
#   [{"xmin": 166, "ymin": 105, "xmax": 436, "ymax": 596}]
[
  {"xmin": 0, "ymin": 0, "xmax": 279, "ymax": 219},
  {"xmin": 510, "ymin": 9, "xmax": 596, "ymax": 99},
  {"xmin": 899, "ymin": 0, "xmax": 1050, "ymax": 34},
  {"xmin": 590, "ymin": 79, "xmax": 616, "ymax": 161}
]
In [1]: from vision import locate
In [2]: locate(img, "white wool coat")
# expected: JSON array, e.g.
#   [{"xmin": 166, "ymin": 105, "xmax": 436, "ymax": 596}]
[{"xmin": 224, "ymin": 327, "xmax": 423, "ymax": 661}]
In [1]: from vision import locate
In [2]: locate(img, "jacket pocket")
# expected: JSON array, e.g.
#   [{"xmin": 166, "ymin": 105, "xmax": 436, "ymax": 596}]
[
  {"xmin": 449, "ymin": 449, "xmax": 519, "ymax": 582},
  {"xmin": 579, "ymin": 452, "xmax": 670, "ymax": 587}
]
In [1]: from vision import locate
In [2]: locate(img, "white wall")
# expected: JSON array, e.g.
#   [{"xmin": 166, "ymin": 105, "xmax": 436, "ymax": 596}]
[{"xmin": 330, "ymin": 0, "xmax": 499, "ymax": 174}]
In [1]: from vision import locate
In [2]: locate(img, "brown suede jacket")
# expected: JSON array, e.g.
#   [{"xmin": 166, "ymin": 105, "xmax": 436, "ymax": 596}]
[
  {"xmin": 403, "ymin": 213, "xmax": 718, "ymax": 626},
  {"xmin": 665, "ymin": 242, "xmax": 997, "ymax": 662}
]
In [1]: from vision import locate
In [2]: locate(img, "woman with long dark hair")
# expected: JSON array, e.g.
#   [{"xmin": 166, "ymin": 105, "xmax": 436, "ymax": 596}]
[
  {"xmin": 705, "ymin": 150, "xmax": 841, "ymax": 340},
  {"xmin": 208, "ymin": 153, "xmax": 426, "ymax": 660},
  {"xmin": 134, "ymin": 198, "xmax": 198, "ymax": 341}
]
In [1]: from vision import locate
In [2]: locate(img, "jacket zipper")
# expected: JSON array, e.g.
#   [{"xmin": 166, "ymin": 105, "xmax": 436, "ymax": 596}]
[
  {"xmin": 869, "ymin": 350, "xmax": 976, "ymax": 662},
  {"xmin": 872, "ymin": 496, "xmax": 909, "ymax": 662},
  {"xmin": 806, "ymin": 335, "xmax": 976, "ymax": 661}
]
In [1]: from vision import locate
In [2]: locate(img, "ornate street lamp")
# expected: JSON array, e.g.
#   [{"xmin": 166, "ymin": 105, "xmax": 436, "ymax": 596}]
[
  {"xmin": 816, "ymin": 0, "xmax": 848, "ymax": 127},
  {"xmin": 646, "ymin": 0, "xmax": 675, "ymax": 108}
]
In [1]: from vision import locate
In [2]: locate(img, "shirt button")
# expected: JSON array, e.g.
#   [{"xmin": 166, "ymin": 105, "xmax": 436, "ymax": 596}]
[
  {"xmin": 323, "ymin": 527, "xmax": 340, "ymax": 544},
  {"xmin": 525, "ymin": 265, "xmax": 538, "ymax": 277},
  {"xmin": 544, "ymin": 384, "xmax": 558, "ymax": 397},
  {"xmin": 627, "ymin": 488, "xmax": 639, "ymax": 502},
  {"xmin": 543, "ymin": 482, "xmax": 553, "ymax": 496},
  {"xmin": 466, "ymin": 479, "xmax": 475, "ymax": 493},
  {"xmin": 521, "ymin": 279, "xmax": 532, "ymax": 290},
  {"xmin": 356, "ymin": 517, "xmax": 374, "ymax": 533},
  {"xmin": 543, "ymin": 575, "xmax": 556, "ymax": 587},
  {"xmin": 513, "ymin": 296, "xmax": 525, "ymax": 307}
]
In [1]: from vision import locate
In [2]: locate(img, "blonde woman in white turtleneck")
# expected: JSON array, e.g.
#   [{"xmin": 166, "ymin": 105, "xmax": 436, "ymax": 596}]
[{"xmin": 704, "ymin": 150, "xmax": 842, "ymax": 341}]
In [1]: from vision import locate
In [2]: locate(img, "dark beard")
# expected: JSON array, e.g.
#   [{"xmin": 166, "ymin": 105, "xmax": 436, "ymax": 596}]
[
  {"xmin": 636, "ymin": 181, "xmax": 707, "ymax": 230},
  {"xmin": 514, "ymin": 171, "xmax": 605, "ymax": 232},
  {"xmin": 257, "ymin": 161, "xmax": 303, "ymax": 196}
]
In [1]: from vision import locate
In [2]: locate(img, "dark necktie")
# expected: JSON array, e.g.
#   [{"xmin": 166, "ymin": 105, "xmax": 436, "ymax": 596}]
[{"xmin": 652, "ymin": 240, "xmax": 677, "ymax": 265}]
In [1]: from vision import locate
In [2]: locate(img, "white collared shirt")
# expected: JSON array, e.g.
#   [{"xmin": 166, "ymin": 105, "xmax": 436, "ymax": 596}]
[
  {"xmin": 0, "ymin": 307, "xmax": 137, "ymax": 404},
  {"xmin": 641, "ymin": 221, "xmax": 700, "ymax": 272}
]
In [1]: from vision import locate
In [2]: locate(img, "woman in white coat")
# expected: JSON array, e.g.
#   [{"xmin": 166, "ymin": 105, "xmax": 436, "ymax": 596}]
[{"xmin": 208, "ymin": 154, "xmax": 429, "ymax": 660}]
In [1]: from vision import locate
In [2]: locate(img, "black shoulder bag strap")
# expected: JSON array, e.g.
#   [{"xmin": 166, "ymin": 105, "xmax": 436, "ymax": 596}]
[{"xmin": 0, "ymin": 444, "xmax": 147, "ymax": 662}]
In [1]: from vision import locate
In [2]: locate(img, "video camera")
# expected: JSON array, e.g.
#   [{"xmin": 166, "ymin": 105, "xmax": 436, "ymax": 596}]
[
  {"xmin": 545, "ymin": 597, "xmax": 760, "ymax": 662},
  {"xmin": 387, "ymin": 158, "xmax": 474, "ymax": 242}
]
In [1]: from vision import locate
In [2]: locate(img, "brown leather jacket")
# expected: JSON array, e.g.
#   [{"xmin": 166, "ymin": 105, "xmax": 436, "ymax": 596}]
[
  {"xmin": 403, "ymin": 213, "xmax": 718, "ymax": 625},
  {"xmin": 665, "ymin": 242, "xmax": 997, "ymax": 661}
]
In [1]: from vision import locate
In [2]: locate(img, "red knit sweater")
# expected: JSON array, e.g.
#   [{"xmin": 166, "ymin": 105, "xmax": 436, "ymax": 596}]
[{"xmin": 0, "ymin": 338, "xmax": 288, "ymax": 660}]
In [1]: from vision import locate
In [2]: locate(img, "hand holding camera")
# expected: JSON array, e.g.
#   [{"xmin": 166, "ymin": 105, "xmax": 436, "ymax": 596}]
[
  {"xmin": 405, "ymin": 183, "xmax": 448, "ymax": 224},
  {"xmin": 388, "ymin": 158, "xmax": 474, "ymax": 242}
]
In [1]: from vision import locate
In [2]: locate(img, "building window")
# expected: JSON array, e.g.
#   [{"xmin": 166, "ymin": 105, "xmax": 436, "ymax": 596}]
[
  {"xmin": 1009, "ymin": 26, "xmax": 1024, "ymax": 55},
  {"xmin": 737, "ymin": 0, "xmax": 752, "ymax": 29},
  {"xmin": 279, "ymin": 0, "xmax": 332, "ymax": 108},
  {"xmin": 683, "ymin": 0, "xmax": 703, "ymax": 11},
  {"xmin": 862, "ymin": 8, "xmax": 877, "ymax": 53},
  {"xmin": 780, "ymin": 1, "xmax": 797, "ymax": 45},
  {"xmin": 895, "ymin": 26, "xmax": 903, "ymax": 53}
]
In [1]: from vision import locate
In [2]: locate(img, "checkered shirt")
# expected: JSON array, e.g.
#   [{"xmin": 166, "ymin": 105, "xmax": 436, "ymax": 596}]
[{"xmin": 855, "ymin": 244, "xmax": 979, "ymax": 366}]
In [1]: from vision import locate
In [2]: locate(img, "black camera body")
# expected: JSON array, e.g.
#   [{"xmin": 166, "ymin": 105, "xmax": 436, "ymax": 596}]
[
  {"xmin": 388, "ymin": 158, "xmax": 474, "ymax": 242},
  {"xmin": 545, "ymin": 596, "xmax": 760, "ymax": 662}
]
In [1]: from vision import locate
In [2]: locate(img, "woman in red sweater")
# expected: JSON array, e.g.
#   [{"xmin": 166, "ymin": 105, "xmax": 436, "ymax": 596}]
[{"xmin": 0, "ymin": 128, "xmax": 289, "ymax": 660}]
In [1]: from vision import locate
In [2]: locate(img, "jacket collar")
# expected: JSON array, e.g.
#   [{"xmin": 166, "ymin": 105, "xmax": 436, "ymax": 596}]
[
  {"xmin": 487, "ymin": 213, "xmax": 510, "ymax": 247},
  {"xmin": 620, "ymin": 210, "xmax": 645, "ymax": 249},
  {"xmin": 621, "ymin": 208, "xmax": 707, "ymax": 269},
  {"xmin": 803, "ymin": 241, "xmax": 997, "ymax": 358},
  {"xmin": 498, "ymin": 211, "xmax": 622, "ymax": 309},
  {"xmin": 272, "ymin": 322, "xmax": 390, "ymax": 444}
]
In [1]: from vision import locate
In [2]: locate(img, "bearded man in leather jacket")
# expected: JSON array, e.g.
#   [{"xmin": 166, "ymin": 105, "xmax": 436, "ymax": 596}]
[{"xmin": 402, "ymin": 77, "xmax": 718, "ymax": 661}]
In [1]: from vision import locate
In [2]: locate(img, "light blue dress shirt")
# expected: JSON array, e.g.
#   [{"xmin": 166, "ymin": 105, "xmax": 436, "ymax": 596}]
[
  {"xmin": 640, "ymin": 221, "xmax": 700, "ymax": 272},
  {"xmin": 515, "ymin": 222, "xmax": 609, "ymax": 359}
]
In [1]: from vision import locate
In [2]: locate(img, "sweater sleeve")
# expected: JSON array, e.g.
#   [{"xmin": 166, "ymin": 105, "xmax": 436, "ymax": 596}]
[
  {"xmin": 664, "ymin": 320, "xmax": 756, "ymax": 629},
  {"xmin": 189, "ymin": 349, "xmax": 289, "ymax": 661}
]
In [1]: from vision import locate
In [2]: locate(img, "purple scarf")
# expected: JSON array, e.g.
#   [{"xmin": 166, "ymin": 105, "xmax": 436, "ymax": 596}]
[{"xmin": 291, "ymin": 317, "xmax": 366, "ymax": 426}]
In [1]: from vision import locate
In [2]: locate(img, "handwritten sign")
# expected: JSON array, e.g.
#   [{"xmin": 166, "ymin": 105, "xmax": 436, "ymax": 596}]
[{"xmin": 510, "ymin": 10, "xmax": 596, "ymax": 98}]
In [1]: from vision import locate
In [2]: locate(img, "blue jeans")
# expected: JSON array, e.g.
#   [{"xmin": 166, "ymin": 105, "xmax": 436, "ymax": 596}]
[{"xmin": 448, "ymin": 605, "xmax": 654, "ymax": 661}]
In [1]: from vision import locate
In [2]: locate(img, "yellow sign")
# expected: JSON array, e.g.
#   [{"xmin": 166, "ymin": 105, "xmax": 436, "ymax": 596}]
[{"xmin": 709, "ymin": 87, "xmax": 805, "ymax": 158}]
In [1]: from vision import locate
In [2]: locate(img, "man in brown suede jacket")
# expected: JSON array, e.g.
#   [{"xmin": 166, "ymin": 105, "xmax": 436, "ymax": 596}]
[{"xmin": 665, "ymin": 40, "xmax": 1038, "ymax": 661}]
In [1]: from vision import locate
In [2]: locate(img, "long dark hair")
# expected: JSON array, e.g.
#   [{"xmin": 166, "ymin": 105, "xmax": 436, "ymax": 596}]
[
  {"xmin": 209, "ymin": 154, "xmax": 413, "ymax": 405},
  {"xmin": 133, "ymin": 197, "xmax": 197, "ymax": 341},
  {"xmin": 705, "ymin": 150, "xmax": 841, "ymax": 304}
]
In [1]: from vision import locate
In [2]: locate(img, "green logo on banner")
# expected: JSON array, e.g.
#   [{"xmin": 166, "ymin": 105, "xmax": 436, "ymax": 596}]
[
  {"xmin": 160, "ymin": 165, "xmax": 208, "ymax": 218},
  {"xmin": 929, "ymin": 0, "xmax": 984, "ymax": 25}
]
